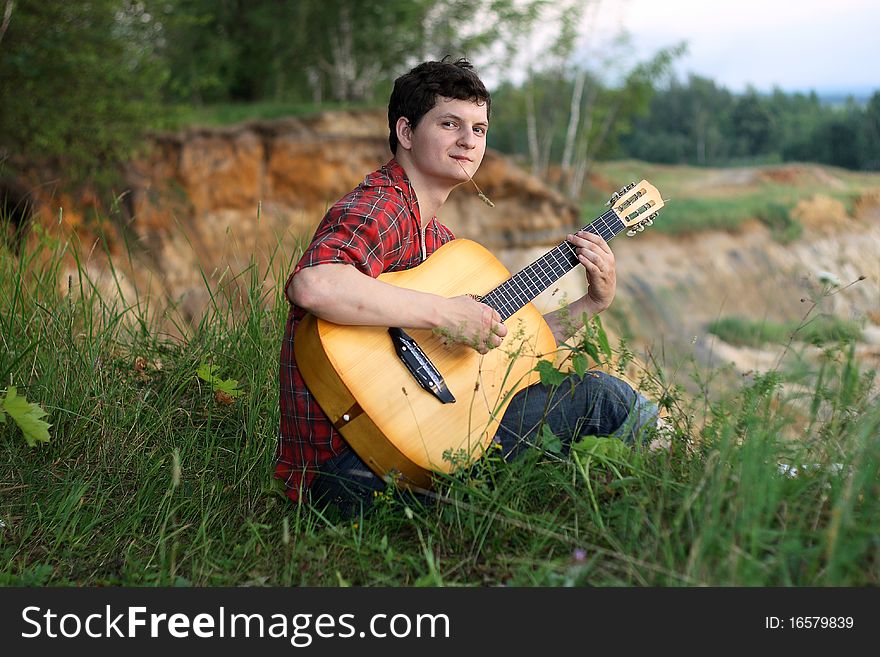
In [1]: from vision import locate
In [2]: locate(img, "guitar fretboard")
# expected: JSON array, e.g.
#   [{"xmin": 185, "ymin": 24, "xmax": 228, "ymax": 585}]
[{"xmin": 481, "ymin": 209, "xmax": 625, "ymax": 320}]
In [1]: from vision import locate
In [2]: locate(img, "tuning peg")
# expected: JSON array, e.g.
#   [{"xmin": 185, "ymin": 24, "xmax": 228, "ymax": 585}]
[
  {"xmin": 615, "ymin": 182, "xmax": 634, "ymax": 197},
  {"xmin": 637, "ymin": 223, "xmax": 646, "ymax": 232},
  {"xmin": 643, "ymin": 217, "xmax": 654, "ymax": 226},
  {"xmin": 605, "ymin": 191, "xmax": 620, "ymax": 207},
  {"xmin": 626, "ymin": 228, "xmax": 638, "ymax": 237}
]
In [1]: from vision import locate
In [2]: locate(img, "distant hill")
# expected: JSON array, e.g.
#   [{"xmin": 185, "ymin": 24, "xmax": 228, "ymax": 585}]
[{"xmin": 815, "ymin": 88, "xmax": 876, "ymax": 106}]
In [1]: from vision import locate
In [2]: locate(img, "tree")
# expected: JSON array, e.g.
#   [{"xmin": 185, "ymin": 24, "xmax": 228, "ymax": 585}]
[
  {"xmin": 0, "ymin": 1, "xmax": 165, "ymax": 186},
  {"xmin": 562, "ymin": 43, "xmax": 685, "ymax": 197},
  {"xmin": 153, "ymin": 0, "xmax": 553, "ymax": 105},
  {"xmin": 0, "ymin": 1, "xmax": 13, "ymax": 46},
  {"xmin": 490, "ymin": 35, "xmax": 684, "ymax": 197},
  {"xmin": 862, "ymin": 91, "xmax": 880, "ymax": 170},
  {"xmin": 811, "ymin": 116, "xmax": 862, "ymax": 169},
  {"xmin": 730, "ymin": 91, "xmax": 774, "ymax": 157}
]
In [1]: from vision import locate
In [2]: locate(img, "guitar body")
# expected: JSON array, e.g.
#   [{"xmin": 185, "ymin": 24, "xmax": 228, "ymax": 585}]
[{"xmin": 295, "ymin": 239, "xmax": 557, "ymax": 489}]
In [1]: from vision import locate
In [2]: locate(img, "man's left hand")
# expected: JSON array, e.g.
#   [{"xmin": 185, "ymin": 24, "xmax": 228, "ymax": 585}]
[{"xmin": 566, "ymin": 230, "xmax": 617, "ymax": 315}]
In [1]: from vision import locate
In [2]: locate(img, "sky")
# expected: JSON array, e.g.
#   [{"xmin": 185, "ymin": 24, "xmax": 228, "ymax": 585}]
[{"xmin": 563, "ymin": 0, "xmax": 880, "ymax": 96}]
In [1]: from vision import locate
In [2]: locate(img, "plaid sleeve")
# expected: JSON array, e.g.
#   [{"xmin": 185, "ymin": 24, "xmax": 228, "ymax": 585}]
[{"xmin": 292, "ymin": 192, "xmax": 407, "ymax": 282}]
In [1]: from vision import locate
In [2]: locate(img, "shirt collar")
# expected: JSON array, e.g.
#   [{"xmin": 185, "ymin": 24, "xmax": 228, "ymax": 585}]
[{"xmin": 364, "ymin": 159, "xmax": 422, "ymax": 223}]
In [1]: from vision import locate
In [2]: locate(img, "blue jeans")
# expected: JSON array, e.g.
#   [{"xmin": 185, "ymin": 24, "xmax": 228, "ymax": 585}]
[{"xmin": 310, "ymin": 371, "xmax": 658, "ymax": 517}]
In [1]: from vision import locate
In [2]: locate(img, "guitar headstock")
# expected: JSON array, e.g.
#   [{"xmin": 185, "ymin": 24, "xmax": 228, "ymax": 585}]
[{"xmin": 607, "ymin": 180, "xmax": 665, "ymax": 236}]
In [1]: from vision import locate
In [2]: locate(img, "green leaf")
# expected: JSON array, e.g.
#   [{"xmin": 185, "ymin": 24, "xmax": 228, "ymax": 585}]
[
  {"xmin": 540, "ymin": 425, "xmax": 563, "ymax": 455},
  {"xmin": 196, "ymin": 363, "xmax": 244, "ymax": 398},
  {"xmin": 582, "ymin": 340, "xmax": 600, "ymax": 364},
  {"xmin": 595, "ymin": 315, "xmax": 612, "ymax": 360},
  {"xmin": 1, "ymin": 387, "xmax": 51, "ymax": 447},
  {"xmin": 571, "ymin": 435, "xmax": 631, "ymax": 462},
  {"xmin": 534, "ymin": 359, "xmax": 566, "ymax": 387},
  {"xmin": 572, "ymin": 353, "xmax": 588, "ymax": 378},
  {"xmin": 214, "ymin": 378, "xmax": 243, "ymax": 397},
  {"xmin": 196, "ymin": 362, "xmax": 220, "ymax": 383}
]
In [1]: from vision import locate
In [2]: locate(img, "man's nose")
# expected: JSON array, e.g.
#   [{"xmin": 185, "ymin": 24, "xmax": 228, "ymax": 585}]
[{"xmin": 457, "ymin": 128, "xmax": 477, "ymax": 148}]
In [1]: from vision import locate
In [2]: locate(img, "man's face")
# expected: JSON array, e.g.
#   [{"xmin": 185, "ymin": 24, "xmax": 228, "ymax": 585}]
[{"xmin": 405, "ymin": 97, "xmax": 489, "ymax": 186}]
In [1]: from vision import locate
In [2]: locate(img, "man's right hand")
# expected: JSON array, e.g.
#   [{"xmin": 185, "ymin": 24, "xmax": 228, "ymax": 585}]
[{"xmin": 436, "ymin": 295, "xmax": 508, "ymax": 355}]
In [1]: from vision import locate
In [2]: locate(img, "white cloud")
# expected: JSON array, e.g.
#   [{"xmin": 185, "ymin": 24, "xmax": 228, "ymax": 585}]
[{"xmin": 595, "ymin": 0, "xmax": 880, "ymax": 92}]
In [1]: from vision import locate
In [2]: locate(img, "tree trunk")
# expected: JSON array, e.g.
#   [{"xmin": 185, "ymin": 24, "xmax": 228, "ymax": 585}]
[
  {"xmin": 566, "ymin": 85, "xmax": 597, "ymax": 198},
  {"xmin": 695, "ymin": 107, "xmax": 707, "ymax": 165},
  {"xmin": 525, "ymin": 83, "xmax": 540, "ymax": 177},
  {"xmin": 323, "ymin": 6, "xmax": 355, "ymax": 101},
  {"xmin": 307, "ymin": 68, "xmax": 322, "ymax": 106},
  {"xmin": 570, "ymin": 97, "xmax": 621, "ymax": 198},
  {"xmin": 0, "ymin": 1, "xmax": 13, "ymax": 47},
  {"xmin": 561, "ymin": 69, "xmax": 586, "ymax": 174}
]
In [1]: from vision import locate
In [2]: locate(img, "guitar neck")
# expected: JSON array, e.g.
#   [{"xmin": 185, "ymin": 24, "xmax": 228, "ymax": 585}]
[{"xmin": 481, "ymin": 208, "xmax": 626, "ymax": 321}]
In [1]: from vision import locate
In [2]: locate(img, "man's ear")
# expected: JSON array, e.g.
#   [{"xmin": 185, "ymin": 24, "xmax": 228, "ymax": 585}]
[{"xmin": 396, "ymin": 117, "xmax": 413, "ymax": 151}]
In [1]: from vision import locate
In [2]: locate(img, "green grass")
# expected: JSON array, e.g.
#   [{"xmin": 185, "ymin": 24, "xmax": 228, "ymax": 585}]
[
  {"xmin": 582, "ymin": 188, "xmax": 808, "ymax": 236},
  {"xmin": 1, "ymin": 225, "xmax": 879, "ymax": 586},
  {"xmin": 708, "ymin": 315, "xmax": 863, "ymax": 349},
  {"xmin": 583, "ymin": 159, "xmax": 873, "ymax": 237},
  {"xmin": 164, "ymin": 100, "xmax": 383, "ymax": 129}
]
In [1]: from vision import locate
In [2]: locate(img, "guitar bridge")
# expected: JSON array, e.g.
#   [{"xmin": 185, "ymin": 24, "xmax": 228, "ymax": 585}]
[{"xmin": 388, "ymin": 328, "xmax": 455, "ymax": 404}]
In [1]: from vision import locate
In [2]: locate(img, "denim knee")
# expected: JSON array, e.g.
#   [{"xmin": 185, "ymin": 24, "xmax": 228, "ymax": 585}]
[
  {"xmin": 614, "ymin": 391, "xmax": 660, "ymax": 444},
  {"xmin": 496, "ymin": 369, "xmax": 659, "ymax": 457},
  {"xmin": 310, "ymin": 449, "xmax": 384, "ymax": 517}
]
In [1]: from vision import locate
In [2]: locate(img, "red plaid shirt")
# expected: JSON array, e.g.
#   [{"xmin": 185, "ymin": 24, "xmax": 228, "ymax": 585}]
[{"xmin": 276, "ymin": 159, "xmax": 455, "ymax": 502}]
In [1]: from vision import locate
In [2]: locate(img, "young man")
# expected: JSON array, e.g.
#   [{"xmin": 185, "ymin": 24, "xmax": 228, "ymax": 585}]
[{"xmin": 277, "ymin": 58, "xmax": 657, "ymax": 514}]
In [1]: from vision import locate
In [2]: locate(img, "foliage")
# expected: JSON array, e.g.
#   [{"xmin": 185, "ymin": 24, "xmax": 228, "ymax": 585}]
[
  {"xmin": 571, "ymin": 435, "xmax": 633, "ymax": 468},
  {"xmin": 708, "ymin": 315, "xmax": 863, "ymax": 348},
  {"xmin": 0, "ymin": 1, "xmax": 167, "ymax": 186},
  {"xmin": 196, "ymin": 363, "xmax": 244, "ymax": 399},
  {"xmin": 0, "ymin": 0, "xmax": 562, "ymax": 193},
  {"xmin": 489, "ymin": 42, "xmax": 686, "ymax": 196},
  {"xmin": 756, "ymin": 203, "xmax": 802, "ymax": 244},
  {"xmin": 4, "ymin": 0, "xmax": 877, "ymax": 205},
  {"xmin": 150, "ymin": 0, "xmax": 552, "ymax": 105},
  {"xmin": 0, "ymin": 386, "xmax": 51, "ymax": 447},
  {"xmin": 618, "ymin": 76, "xmax": 880, "ymax": 171},
  {"xmin": 1, "ymin": 225, "xmax": 879, "ymax": 587}
]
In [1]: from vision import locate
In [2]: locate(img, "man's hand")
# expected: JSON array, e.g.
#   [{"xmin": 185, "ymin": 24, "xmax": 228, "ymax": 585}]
[
  {"xmin": 566, "ymin": 230, "xmax": 617, "ymax": 315},
  {"xmin": 435, "ymin": 295, "xmax": 508, "ymax": 355}
]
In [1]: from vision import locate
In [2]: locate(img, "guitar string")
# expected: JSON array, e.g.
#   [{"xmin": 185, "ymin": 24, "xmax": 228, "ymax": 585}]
[
  {"xmin": 492, "ymin": 207, "xmax": 624, "ymax": 315},
  {"xmin": 486, "ymin": 209, "xmax": 626, "ymax": 319}
]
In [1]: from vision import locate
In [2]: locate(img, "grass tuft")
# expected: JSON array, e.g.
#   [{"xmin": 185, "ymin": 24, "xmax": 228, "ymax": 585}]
[
  {"xmin": 708, "ymin": 315, "xmax": 863, "ymax": 348},
  {"xmin": 1, "ymin": 218, "xmax": 878, "ymax": 586}
]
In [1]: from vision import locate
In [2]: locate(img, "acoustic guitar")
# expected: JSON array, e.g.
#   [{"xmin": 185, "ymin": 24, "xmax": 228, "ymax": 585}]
[{"xmin": 295, "ymin": 180, "xmax": 665, "ymax": 489}]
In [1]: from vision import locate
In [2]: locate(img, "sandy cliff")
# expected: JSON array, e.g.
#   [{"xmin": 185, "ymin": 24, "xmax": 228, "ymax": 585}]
[
  {"xmin": 91, "ymin": 110, "xmax": 578, "ymax": 321},
  {"xmin": 10, "ymin": 111, "xmax": 880, "ymax": 380}
]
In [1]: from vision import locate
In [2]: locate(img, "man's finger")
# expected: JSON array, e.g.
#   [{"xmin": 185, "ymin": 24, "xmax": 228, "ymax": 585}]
[{"xmin": 575, "ymin": 230, "xmax": 612, "ymax": 254}]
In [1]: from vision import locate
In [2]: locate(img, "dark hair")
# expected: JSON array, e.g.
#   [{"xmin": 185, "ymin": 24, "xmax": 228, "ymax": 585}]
[{"xmin": 388, "ymin": 57, "xmax": 491, "ymax": 155}]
